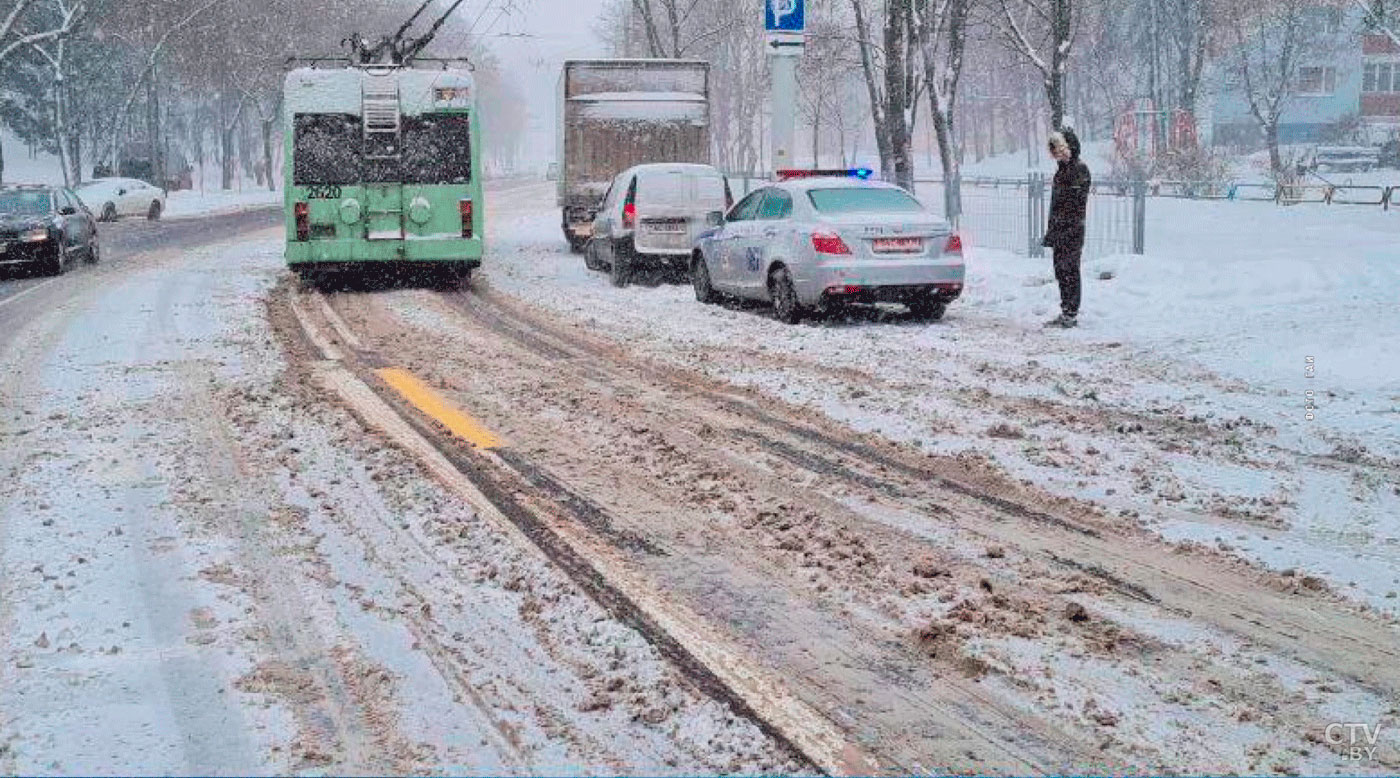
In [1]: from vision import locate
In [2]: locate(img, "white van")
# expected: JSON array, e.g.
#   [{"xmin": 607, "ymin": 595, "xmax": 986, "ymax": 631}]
[{"xmin": 585, "ymin": 163, "xmax": 732, "ymax": 287}]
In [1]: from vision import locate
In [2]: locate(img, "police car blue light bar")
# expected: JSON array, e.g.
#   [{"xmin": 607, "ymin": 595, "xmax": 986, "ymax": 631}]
[{"xmin": 776, "ymin": 168, "xmax": 875, "ymax": 181}]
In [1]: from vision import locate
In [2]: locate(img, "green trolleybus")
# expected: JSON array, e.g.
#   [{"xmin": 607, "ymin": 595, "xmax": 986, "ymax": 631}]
[{"xmin": 283, "ymin": 63, "xmax": 483, "ymax": 282}]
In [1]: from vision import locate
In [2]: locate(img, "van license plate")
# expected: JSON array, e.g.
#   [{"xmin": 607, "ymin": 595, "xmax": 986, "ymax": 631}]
[
  {"xmin": 872, "ymin": 237, "xmax": 922, "ymax": 253},
  {"xmin": 647, "ymin": 222, "xmax": 686, "ymax": 234}
]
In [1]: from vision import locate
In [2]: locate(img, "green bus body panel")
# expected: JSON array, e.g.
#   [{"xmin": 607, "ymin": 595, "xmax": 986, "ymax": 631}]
[{"xmin": 283, "ymin": 93, "xmax": 485, "ymax": 267}]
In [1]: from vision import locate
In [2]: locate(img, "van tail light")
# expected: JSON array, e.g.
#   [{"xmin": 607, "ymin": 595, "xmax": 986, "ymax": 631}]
[
  {"xmin": 623, "ymin": 202, "xmax": 636, "ymax": 230},
  {"xmin": 944, "ymin": 233, "xmax": 963, "ymax": 256},
  {"xmin": 294, "ymin": 201, "xmax": 309, "ymax": 241},
  {"xmin": 811, "ymin": 231, "xmax": 852, "ymax": 255},
  {"xmin": 459, "ymin": 199, "xmax": 474, "ymax": 238}
]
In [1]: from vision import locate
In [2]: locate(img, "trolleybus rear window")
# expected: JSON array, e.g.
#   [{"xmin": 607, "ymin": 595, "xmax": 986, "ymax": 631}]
[
  {"xmin": 293, "ymin": 113, "xmax": 360, "ymax": 186},
  {"xmin": 396, "ymin": 114, "xmax": 472, "ymax": 184},
  {"xmin": 295, "ymin": 112, "xmax": 473, "ymax": 187}
]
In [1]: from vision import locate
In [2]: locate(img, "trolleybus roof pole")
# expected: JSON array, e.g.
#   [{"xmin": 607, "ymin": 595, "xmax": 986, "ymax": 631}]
[
  {"xmin": 398, "ymin": 0, "xmax": 471, "ymax": 63},
  {"xmin": 393, "ymin": 0, "xmax": 438, "ymax": 43}
]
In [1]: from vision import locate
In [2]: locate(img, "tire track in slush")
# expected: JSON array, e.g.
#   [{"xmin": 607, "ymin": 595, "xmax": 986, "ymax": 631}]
[
  {"xmin": 437, "ymin": 286, "xmax": 1400, "ymax": 701},
  {"xmin": 286, "ymin": 287, "xmax": 872, "ymax": 775}
]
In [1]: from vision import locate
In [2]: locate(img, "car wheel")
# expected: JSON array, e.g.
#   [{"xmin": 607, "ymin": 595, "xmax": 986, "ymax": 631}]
[
  {"xmin": 101, "ymin": 203, "xmax": 117, "ymax": 222},
  {"xmin": 86, "ymin": 239, "xmax": 101, "ymax": 264},
  {"xmin": 769, "ymin": 265, "xmax": 803, "ymax": 324},
  {"xmin": 691, "ymin": 253, "xmax": 716, "ymax": 304},
  {"xmin": 908, "ymin": 295, "xmax": 947, "ymax": 322},
  {"xmin": 584, "ymin": 239, "xmax": 604, "ymax": 271},
  {"xmin": 45, "ymin": 242, "xmax": 68, "ymax": 276},
  {"xmin": 147, "ymin": 200, "xmax": 162, "ymax": 220},
  {"xmin": 609, "ymin": 241, "xmax": 631, "ymax": 288}
]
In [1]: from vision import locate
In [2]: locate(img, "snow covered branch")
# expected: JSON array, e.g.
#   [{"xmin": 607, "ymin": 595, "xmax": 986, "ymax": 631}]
[{"xmin": 0, "ymin": 0, "xmax": 84, "ymax": 67}]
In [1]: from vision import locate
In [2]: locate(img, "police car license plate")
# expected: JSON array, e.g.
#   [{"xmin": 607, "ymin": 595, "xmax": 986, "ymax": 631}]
[{"xmin": 872, "ymin": 237, "xmax": 922, "ymax": 253}]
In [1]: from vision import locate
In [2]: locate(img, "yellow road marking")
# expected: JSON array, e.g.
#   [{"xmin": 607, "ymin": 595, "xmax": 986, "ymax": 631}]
[{"xmin": 376, "ymin": 367, "xmax": 503, "ymax": 449}]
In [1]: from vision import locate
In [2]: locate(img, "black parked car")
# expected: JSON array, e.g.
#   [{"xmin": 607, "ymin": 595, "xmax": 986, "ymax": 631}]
[{"xmin": 0, "ymin": 185, "xmax": 100, "ymax": 275}]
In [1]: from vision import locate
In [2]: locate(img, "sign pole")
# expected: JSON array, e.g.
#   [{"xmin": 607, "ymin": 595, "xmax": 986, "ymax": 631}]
[
  {"xmin": 764, "ymin": 0, "xmax": 805, "ymax": 178},
  {"xmin": 770, "ymin": 53, "xmax": 797, "ymax": 175}
]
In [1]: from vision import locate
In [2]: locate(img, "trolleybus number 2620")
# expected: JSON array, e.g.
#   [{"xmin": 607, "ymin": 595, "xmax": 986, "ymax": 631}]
[{"xmin": 305, "ymin": 184, "xmax": 343, "ymax": 200}]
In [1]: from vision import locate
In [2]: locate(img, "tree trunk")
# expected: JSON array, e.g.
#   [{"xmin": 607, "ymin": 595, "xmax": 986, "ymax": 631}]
[
  {"xmin": 1265, "ymin": 119, "xmax": 1282, "ymax": 180},
  {"xmin": 883, "ymin": 0, "xmax": 913, "ymax": 189},
  {"xmin": 1046, "ymin": 74, "xmax": 1065, "ymax": 129},
  {"xmin": 67, "ymin": 125, "xmax": 81, "ymax": 185},
  {"xmin": 220, "ymin": 125, "xmax": 234, "ymax": 190},
  {"xmin": 931, "ymin": 108, "xmax": 959, "ymax": 218},
  {"xmin": 147, "ymin": 72, "xmax": 162, "ymax": 186},
  {"xmin": 262, "ymin": 118, "xmax": 276, "ymax": 192}
]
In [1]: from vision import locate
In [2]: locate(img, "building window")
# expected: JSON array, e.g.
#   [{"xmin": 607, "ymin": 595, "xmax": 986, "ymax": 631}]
[
  {"xmin": 1296, "ymin": 66, "xmax": 1337, "ymax": 95},
  {"xmin": 1364, "ymin": 62, "xmax": 1398, "ymax": 93}
]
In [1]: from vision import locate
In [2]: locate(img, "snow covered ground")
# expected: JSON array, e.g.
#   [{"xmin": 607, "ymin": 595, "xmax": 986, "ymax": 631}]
[
  {"xmin": 165, "ymin": 188, "xmax": 280, "ymax": 219},
  {"xmin": 3, "ymin": 130, "xmax": 278, "ymax": 219},
  {"xmin": 482, "ymin": 182, "xmax": 1400, "ymax": 617}
]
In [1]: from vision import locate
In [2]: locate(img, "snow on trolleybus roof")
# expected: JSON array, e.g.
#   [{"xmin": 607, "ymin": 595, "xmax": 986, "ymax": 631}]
[{"xmin": 284, "ymin": 66, "xmax": 476, "ymax": 115}]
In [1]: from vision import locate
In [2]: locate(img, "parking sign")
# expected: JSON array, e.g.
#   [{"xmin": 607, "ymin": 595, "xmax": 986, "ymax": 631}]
[{"xmin": 765, "ymin": 0, "xmax": 804, "ymax": 32}]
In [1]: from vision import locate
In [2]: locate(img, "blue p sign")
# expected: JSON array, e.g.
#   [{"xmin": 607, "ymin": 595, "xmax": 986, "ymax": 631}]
[{"xmin": 765, "ymin": 0, "xmax": 804, "ymax": 32}]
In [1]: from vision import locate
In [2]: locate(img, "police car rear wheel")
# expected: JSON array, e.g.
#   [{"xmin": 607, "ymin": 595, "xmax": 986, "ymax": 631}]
[
  {"xmin": 770, "ymin": 266, "xmax": 802, "ymax": 324},
  {"xmin": 691, "ymin": 255, "xmax": 716, "ymax": 304}
]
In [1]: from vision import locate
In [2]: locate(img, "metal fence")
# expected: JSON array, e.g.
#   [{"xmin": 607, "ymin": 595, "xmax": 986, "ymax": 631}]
[
  {"xmin": 914, "ymin": 175, "xmax": 1143, "ymax": 260},
  {"xmin": 725, "ymin": 171, "xmax": 1144, "ymax": 260},
  {"xmin": 727, "ymin": 168, "xmax": 1397, "ymax": 261}
]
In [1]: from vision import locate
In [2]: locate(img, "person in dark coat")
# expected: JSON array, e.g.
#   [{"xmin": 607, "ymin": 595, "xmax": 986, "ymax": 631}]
[{"xmin": 1042, "ymin": 128, "xmax": 1091, "ymax": 328}]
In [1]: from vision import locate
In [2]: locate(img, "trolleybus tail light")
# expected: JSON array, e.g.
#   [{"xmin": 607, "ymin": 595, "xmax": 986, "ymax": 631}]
[
  {"xmin": 294, "ymin": 201, "xmax": 310, "ymax": 241},
  {"xmin": 944, "ymin": 233, "xmax": 963, "ymax": 256},
  {"xmin": 811, "ymin": 231, "xmax": 852, "ymax": 255},
  {"xmin": 623, "ymin": 202, "xmax": 636, "ymax": 230},
  {"xmin": 459, "ymin": 199, "xmax": 474, "ymax": 238}
]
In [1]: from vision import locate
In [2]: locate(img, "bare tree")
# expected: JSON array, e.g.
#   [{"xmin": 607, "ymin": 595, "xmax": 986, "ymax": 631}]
[
  {"xmin": 797, "ymin": 16, "xmax": 862, "ymax": 165},
  {"xmin": 1359, "ymin": 0, "xmax": 1400, "ymax": 46},
  {"xmin": 1168, "ymin": 0, "xmax": 1215, "ymax": 115},
  {"xmin": 99, "ymin": 0, "xmax": 225, "ymax": 176},
  {"xmin": 0, "ymin": 0, "xmax": 83, "ymax": 183},
  {"xmin": 627, "ymin": 0, "xmax": 738, "ymax": 57},
  {"xmin": 914, "ymin": 0, "xmax": 969, "ymax": 215},
  {"xmin": 1220, "ymin": 0, "xmax": 1341, "ymax": 182},
  {"xmin": 993, "ymin": 0, "xmax": 1078, "ymax": 128},
  {"xmin": 0, "ymin": 0, "xmax": 82, "ymax": 65},
  {"xmin": 852, "ymin": 0, "xmax": 921, "ymax": 189}
]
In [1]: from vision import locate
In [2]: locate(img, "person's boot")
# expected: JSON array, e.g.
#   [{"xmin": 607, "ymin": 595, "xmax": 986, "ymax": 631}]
[{"xmin": 1043, "ymin": 313, "xmax": 1076, "ymax": 328}]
